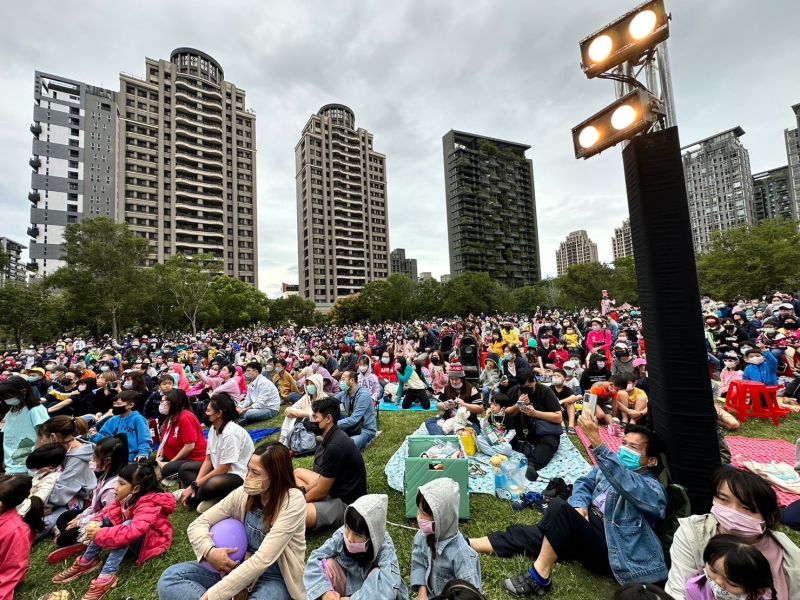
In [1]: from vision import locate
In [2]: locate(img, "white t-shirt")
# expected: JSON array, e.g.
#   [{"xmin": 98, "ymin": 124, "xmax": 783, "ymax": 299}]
[{"xmin": 206, "ymin": 422, "xmax": 254, "ymax": 479}]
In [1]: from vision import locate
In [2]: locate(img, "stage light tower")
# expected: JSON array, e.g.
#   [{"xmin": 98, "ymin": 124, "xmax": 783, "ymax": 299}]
[{"xmin": 572, "ymin": 0, "xmax": 721, "ymax": 513}]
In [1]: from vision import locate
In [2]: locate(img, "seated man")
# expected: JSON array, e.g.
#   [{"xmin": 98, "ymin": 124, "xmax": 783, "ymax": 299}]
[
  {"xmin": 336, "ymin": 370, "xmax": 377, "ymax": 450},
  {"xmin": 237, "ymin": 361, "xmax": 281, "ymax": 424},
  {"xmin": 469, "ymin": 413, "xmax": 667, "ymax": 597},
  {"xmin": 294, "ymin": 397, "xmax": 368, "ymax": 530}
]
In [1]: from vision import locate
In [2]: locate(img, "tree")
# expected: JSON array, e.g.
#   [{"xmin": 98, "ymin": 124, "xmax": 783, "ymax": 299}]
[
  {"xmin": 441, "ymin": 272, "xmax": 510, "ymax": 316},
  {"xmin": 0, "ymin": 281, "xmax": 63, "ymax": 348},
  {"xmin": 52, "ymin": 217, "xmax": 149, "ymax": 339},
  {"xmin": 204, "ymin": 276, "xmax": 269, "ymax": 331},
  {"xmin": 161, "ymin": 254, "xmax": 221, "ymax": 335},
  {"xmin": 609, "ymin": 257, "xmax": 639, "ymax": 305},
  {"xmin": 329, "ymin": 293, "xmax": 369, "ymax": 325},
  {"xmin": 268, "ymin": 295, "xmax": 319, "ymax": 327},
  {"xmin": 696, "ymin": 219, "xmax": 800, "ymax": 299},
  {"xmin": 411, "ymin": 279, "xmax": 444, "ymax": 318},
  {"xmin": 555, "ymin": 262, "xmax": 613, "ymax": 310}
]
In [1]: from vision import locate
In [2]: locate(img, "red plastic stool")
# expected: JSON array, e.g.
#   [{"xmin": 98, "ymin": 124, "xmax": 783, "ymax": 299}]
[{"xmin": 726, "ymin": 380, "xmax": 790, "ymax": 426}]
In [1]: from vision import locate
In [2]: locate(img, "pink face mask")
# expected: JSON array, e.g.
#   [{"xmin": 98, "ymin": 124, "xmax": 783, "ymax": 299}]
[
  {"xmin": 418, "ymin": 516, "xmax": 435, "ymax": 536},
  {"xmin": 343, "ymin": 534, "xmax": 369, "ymax": 555},
  {"xmin": 711, "ymin": 501, "xmax": 766, "ymax": 538}
]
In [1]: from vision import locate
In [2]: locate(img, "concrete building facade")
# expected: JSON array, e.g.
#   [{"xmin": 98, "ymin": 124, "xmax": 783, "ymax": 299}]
[
  {"xmin": 611, "ymin": 218, "xmax": 634, "ymax": 261},
  {"xmin": 443, "ymin": 130, "xmax": 540, "ymax": 288},
  {"xmin": 117, "ymin": 48, "xmax": 258, "ymax": 284},
  {"xmin": 28, "ymin": 72, "xmax": 118, "ymax": 276},
  {"xmin": 785, "ymin": 103, "xmax": 800, "ymax": 221},
  {"xmin": 752, "ymin": 167, "xmax": 794, "ymax": 222},
  {"xmin": 0, "ymin": 237, "xmax": 27, "ymax": 285},
  {"xmin": 682, "ymin": 127, "xmax": 754, "ymax": 253},
  {"xmin": 555, "ymin": 230, "xmax": 598, "ymax": 276},
  {"xmin": 295, "ymin": 104, "xmax": 389, "ymax": 306},
  {"xmin": 390, "ymin": 248, "xmax": 418, "ymax": 282}
]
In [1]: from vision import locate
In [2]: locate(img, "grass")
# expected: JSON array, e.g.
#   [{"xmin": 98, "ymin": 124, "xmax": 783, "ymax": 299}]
[{"xmin": 17, "ymin": 408, "xmax": 800, "ymax": 599}]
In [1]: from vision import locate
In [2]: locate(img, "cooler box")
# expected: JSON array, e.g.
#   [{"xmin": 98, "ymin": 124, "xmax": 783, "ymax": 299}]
[{"xmin": 404, "ymin": 435, "xmax": 470, "ymax": 519}]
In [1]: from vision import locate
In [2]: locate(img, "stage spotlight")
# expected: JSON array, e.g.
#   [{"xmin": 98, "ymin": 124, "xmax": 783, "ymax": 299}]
[
  {"xmin": 579, "ymin": 0, "xmax": 669, "ymax": 78},
  {"xmin": 571, "ymin": 89, "xmax": 661, "ymax": 159}
]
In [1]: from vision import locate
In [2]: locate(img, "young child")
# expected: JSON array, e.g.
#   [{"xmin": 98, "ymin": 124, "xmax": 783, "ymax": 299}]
[
  {"xmin": 685, "ymin": 534, "xmax": 775, "ymax": 600},
  {"xmin": 51, "ymin": 461, "xmax": 176, "ymax": 600},
  {"xmin": 305, "ymin": 494, "xmax": 408, "ymax": 599},
  {"xmin": 547, "ymin": 340, "xmax": 570, "ymax": 370},
  {"xmin": 0, "ymin": 475, "xmax": 44, "ymax": 600},
  {"xmin": 17, "ymin": 443, "xmax": 65, "ymax": 531},
  {"xmin": 50, "ymin": 434, "xmax": 129, "ymax": 562},
  {"xmin": 478, "ymin": 354, "xmax": 503, "ymax": 406},
  {"xmin": 562, "ymin": 326, "xmax": 582, "ymax": 355},
  {"xmin": 742, "ymin": 348, "xmax": 779, "ymax": 386},
  {"xmin": 476, "ymin": 393, "xmax": 515, "ymax": 457},
  {"xmin": 612, "ymin": 374, "xmax": 649, "ymax": 426},
  {"xmin": 411, "ymin": 478, "xmax": 482, "ymax": 599}
]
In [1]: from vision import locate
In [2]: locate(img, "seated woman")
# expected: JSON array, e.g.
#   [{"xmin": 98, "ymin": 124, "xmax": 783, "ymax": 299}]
[
  {"xmin": 158, "ymin": 443, "xmax": 306, "ymax": 600},
  {"xmin": 179, "ymin": 394, "xmax": 255, "ymax": 513},
  {"xmin": 425, "ymin": 363, "xmax": 483, "ymax": 435},
  {"xmin": 209, "ymin": 365, "xmax": 244, "ymax": 404},
  {"xmin": 397, "ymin": 356, "xmax": 432, "ymax": 410},
  {"xmin": 156, "ymin": 389, "xmax": 207, "ymax": 484},
  {"xmin": 304, "ymin": 494, "xmax": 408, "ymax": 599},
  {"xmin": 665, "ymin": 466, "xmax": 800, "ymax": 599},
  {"xmin": 278, "ymin": 373, "xmax": 327, "ymax": 446}
]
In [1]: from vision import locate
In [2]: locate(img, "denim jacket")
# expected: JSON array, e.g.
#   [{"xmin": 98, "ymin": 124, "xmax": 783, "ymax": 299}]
[{"xmin": 568, "ymin": 443, "xmax": 668, "ymax": 584}]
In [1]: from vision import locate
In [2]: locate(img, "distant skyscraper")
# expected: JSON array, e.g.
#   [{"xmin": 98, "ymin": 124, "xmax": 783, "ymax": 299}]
[
  {"xmin": 390, "ymin": 248, "xmax": 418, "ymax": 282},
  {"xmin": 752, "ymin": 167, "xmax": 794, "ymax": 222},
  {"xmin": 439, "ymin": 274, "xmax": 451, "ymax": 283},
  {"xmin": 785, "ymin": 103, "xmax": 800, "ymax": 220},
  {"xmin": 682, "ymin": 127, "xmax": 754, "ymax": 253},
  {"xmin": 0, "ymin": 237, "xmax": 27, "ymax": 286},
  {"xmin": 556, "ymin": 230, "xmax": 598, "ymax": 276},
  {"xmin": 295, "ymin": 104, "xmax": 389, "ymax": 306},
  {"xmin": 419, "ymin": 272, "xmax": 433, "ymax": 282},
  {"xmin": 28, "ymin": 72, "xmax": 118, "ymax": 276},
  {"xmin": 611, "ymin": 218, "xmax": 634, "ymax": 261},
  {"xmin": 118, "ymin": 48, "xmax": 258, "ymax": 285},
  {"xmin": 442, "ymin": 130, "xmax": 540, "ymax": 288}
]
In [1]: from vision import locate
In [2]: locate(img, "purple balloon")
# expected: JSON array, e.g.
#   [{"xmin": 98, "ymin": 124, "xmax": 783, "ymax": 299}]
[{"xmin": 201, "ymin": 518, "xmax": 248, "ymax": 573}]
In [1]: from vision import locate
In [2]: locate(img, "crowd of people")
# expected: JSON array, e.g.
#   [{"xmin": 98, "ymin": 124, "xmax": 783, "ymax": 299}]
[{"xmin": 1, "ymin": 291, "xmax": 800, "ymax": 599}]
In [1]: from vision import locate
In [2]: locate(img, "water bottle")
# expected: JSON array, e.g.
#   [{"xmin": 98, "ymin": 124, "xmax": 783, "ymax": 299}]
[{"xmin": 494, "ymin": 465, "xmax": 509, "ymax": 499}]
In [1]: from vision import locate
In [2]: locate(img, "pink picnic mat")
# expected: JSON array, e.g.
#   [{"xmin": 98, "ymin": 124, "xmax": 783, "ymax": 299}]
[{"xmin": 575, "ymin": 427, "xmax": 800, "ymax": 507}]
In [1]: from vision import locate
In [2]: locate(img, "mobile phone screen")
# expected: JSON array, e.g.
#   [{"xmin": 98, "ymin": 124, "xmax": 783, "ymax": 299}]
[{"xmin": 584, "ymin": 393, "xmax": 598, "ymax": 421}]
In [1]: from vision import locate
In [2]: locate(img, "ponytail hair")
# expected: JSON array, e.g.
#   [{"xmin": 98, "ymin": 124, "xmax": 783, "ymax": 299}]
[
  {"xmin": 118, "ymin": 460, "xmax": 162, "ymax": 506},
  {"xmin": 0, "ymin": 475, "xmax": 44, "ymax": 532}
]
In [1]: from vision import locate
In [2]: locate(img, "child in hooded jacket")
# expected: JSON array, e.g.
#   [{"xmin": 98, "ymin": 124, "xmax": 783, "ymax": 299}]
[
  {"xmin": 305, "ymin": 494, "xmax": 408, "ymax": 599},
  {"xmin": 51, "ymin": 461, "xmax": 175, "ymax": 600},
  {"xmin": 0, "ymin": 474, "xmax": 46, "ymax": 600},
  {"xmin": 411, "ymin": 478, "xmax": 482, "ymax": 599}
]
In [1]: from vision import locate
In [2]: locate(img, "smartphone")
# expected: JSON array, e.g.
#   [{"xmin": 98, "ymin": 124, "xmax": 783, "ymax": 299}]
[
  {"xmin": 107, "ymin": 382, "xmax": 116, "ymax": 391},
  {"xmin": 583, "ymin": 393, "xmax": 598, "ymax": 421}
]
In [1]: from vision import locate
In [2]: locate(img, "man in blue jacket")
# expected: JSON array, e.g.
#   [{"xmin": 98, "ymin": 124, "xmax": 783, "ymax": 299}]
[
  {"xmin": 471, "ymin": 413, "xmax": 667, "ymax": 596},
  {"xmin": 89, "ymin": 390, "xmax": 152, "ymax": 462},
  {"xmin": 335, "ymin": 370, "xmax": 377, "ymax": 450}
]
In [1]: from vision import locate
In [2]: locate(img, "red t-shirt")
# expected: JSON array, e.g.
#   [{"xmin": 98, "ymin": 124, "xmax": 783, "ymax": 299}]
[
  {"xmin": 161, "ymin": 410, "xmax": 207, "ymax": 462},
  {"xmin": 373, "ymin": 361, "xmax": 398, "ymax": 383}
]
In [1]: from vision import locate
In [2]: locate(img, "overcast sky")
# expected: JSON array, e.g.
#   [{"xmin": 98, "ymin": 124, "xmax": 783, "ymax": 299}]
[{"xmin": 1, "ymin": 0, "xmax": 798, "ymax": 297}]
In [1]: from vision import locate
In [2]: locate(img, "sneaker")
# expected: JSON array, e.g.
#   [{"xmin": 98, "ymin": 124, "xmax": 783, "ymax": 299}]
[
  {"xmin": 197, "ymin": 500, "xmax": 215, "ymax": 514},
  {"xmin": 511, "ymin": 492, "xmax": 544, "ymax": 511},
  {"xmin": 52, "ymin": 557, "xmax": 101, "ymax": 584},
  {"xmin": 567, "ymin": 427, "xmax": 576, "ymax": 434},
  {"xmin": 504, "ymin": 571, "xmax": 552, "ymax": 597},
  {"xmin": 172, "ymin": 488, "xmax": 185, "ymax": 501},
  {"xmin": 81, "ymin": 574, "xmax": 117, "ymax": 600},
  {"xmin": 47, "ymin": 543, "xmax": 88, "ymax": 565}
]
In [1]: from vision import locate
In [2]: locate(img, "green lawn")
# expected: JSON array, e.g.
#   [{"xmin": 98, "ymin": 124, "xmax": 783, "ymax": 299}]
[{"xmin": 18, "ymin": 408, "xmax": 800, "ymax": 599}]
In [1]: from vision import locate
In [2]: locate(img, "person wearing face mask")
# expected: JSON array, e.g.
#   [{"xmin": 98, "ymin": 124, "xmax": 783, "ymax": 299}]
[
  {"xmin": 90, "ymin": 391, "xmax": 153, "ymax": 463},
  {"xmin": 279, "ymin": 373, "xmax": 327, "ymax": 446},
  {"xmin": 426, "ymin": 363, "xmax": 483, "ymax": 435},
  {"xmin": 475, "ymin": 413, "xmax": 666, "ymax": 597},
  {"xmin": 373, "ymin": 351, "xmax": 397, "ymax": 401},
  {"xmin": 611, "ymin": 374, "xmax": 649, "ymax": 426},
  {"xmin": 719, "ymin": 354, "xmax": 744, "ymax": 398},
  {"xmin": 355, "ymin": 356, "xmax": 380, "ymax": 403},
  {"xmin": 43, "ymin": 370, "xmax": 82, "ymax": 417},
  {"xmin": 156, "ymin": 390, "xmax": 207, "ymax": 484},
  {"xmin": 0, "ymin": 375, "xmax": 50, "ymax": 474},
  {"xmin": 236, "ymin": 362, "xmax": 281, "ymax": 425},
  {"xmin": 550, "ymin": 368, "xmax": 581, "ymax": 434},
  {"xmin": 159, "ymin": 443, "xmax": 307, "ymax": 600},
  {"xmin": 337, "ymin": 370, "xmax": 378, "ymax": 450},
  {"xmin": 666, "ymin": 467, "xmax": 800, "ymax": 600},
  {"xmin": 611, "ymin": 343, "xmax": 637, "ymax": 378},
  {"xmin": 585, "ymin": 318, "xmax": 612, "ymax": 363},
  {"xmin": 580, "ymin": 353, "xmax": 612, "ymax": 393},
  {"xmin": 305, "ymin": 493, "xmax": 408, "ymax": 600},
  {"xmin": 716, "ymin": 319, "xmax": 751, "ymax": 361},
  {"xmin": 271, "ymin": 358, "xmax": 300, "ymax": 403},
  {"xmin": 741, "ymin": 347, "xmax": 778, "ymax": 386},
  {"xmin": 294, "ymin": 397, "xmax": 367, "ymax": 530},
  {"xmin": 308, "ymin": 355, "xmax": 338, "ymax": 395}
]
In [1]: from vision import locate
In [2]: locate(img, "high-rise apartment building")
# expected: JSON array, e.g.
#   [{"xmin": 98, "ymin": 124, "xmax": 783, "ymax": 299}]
[
  {"xmin": 785, "ymin": 103, "xmax": 800, "ymax": 220},
  {"xmin": 0, "ymin": 237, "xmax": 27, "ymax": 285},
  {"xmin": 611, "ymin": 218, "xmax": 634, "ymax": 260},
  {"xmin": 555, "ymin": 230, "xmax": 598, "ymax": 276},
  {"xmin": 117, "ymin": 48, "xmax": 258, "ymax": 284},
  {"xmin": 28, "ymin": 72, "xmax": 118, "ymax": 276},
  {"xmin": 295, "ymin": 104, "xmax": 389, "ymax": 306},
  {"xmin": 752, "ymin": 167, "xmax": 794, "ymax": 222},
  {"xmin": 390, "ymin": 248, "xmax": 418, "ymax": 282},
  {"xmin": 443, "ymin": 130, "xmax": 540, "ymax": 288},
  {"xmin": 682, "ymin": 127, "xmax": 754, "ymax": 253}
]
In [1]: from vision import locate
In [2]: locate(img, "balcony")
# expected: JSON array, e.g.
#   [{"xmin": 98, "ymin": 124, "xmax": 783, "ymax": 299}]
[
  {"xmin": 28, "ymin": 191, "xmax": 40, "ymax": 205},
  {"xmin": 27, "ymin": 226, "xmax": 40, "ymax": 238},
  {"xmin": 30, "ymin": 122, "xmax": 42, "ymax": 136},
  {"xmin": 29, "ymin": 156, "xmax": 41, "ymax": 170},
  {"xmin": 26, "ymin": 261, "xmax": 38, "ymax": 272}
]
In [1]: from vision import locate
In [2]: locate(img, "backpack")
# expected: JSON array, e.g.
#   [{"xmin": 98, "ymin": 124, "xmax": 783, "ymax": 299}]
[
  {"xmin": 542, "ymin": 477, "xmax": 573, "ymax": 501},
  {"xmin": 656, "ymin": 483, "xmax": 691, "ymax": 568},
  {"xmin": 288, "ymin": 420, "xmax": 317, "ymax": 457}
]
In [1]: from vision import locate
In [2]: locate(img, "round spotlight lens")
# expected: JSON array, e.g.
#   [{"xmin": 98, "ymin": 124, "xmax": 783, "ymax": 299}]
[
  {"xmin": 587, "ymin": 35, "xmax": 613, "ymax": 63},
  {"xmin": 611, "ymin": 104, "xmax": 637, "ymax": 130},
  {"xmin": 579, "ymin": 126, "xmax": 600, "ymax": 148},
  {"xmin": 629, "ymin": 10, "xmax": 657, "ymax": 40}
]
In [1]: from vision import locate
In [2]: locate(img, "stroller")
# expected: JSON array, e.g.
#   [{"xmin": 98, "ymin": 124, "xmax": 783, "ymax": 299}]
[{"xmin": 458, "ymin": 334, "xmax": 480, "ymax": 379}]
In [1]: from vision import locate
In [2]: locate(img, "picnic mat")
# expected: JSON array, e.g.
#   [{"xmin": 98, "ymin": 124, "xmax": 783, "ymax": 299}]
[
  {"xmin": 202, "ymin": 427, "xmax": 279, "ymax": 444},
  {"xmin": 377, "ymin": 400, "xmax": 438, "ymax": 412},
  {"xmin": 385, "ymin": 424, "xmax": 591, "ymax": 496},
  {"xmin": 575, "ymin": 427, "xmax": 800, "ymax": 508}
]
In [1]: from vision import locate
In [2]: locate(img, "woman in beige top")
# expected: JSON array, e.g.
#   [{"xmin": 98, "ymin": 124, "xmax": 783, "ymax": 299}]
[{"xmin": 157, "ymin": 442, "xmax": 307, "ymax": 600}]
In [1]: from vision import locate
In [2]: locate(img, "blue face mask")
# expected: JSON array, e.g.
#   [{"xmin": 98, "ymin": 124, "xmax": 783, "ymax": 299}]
[
  {"xmin": 618, "ymin": 446, "xmax": 642, "ymax": 471},
  {"xmin": 339, "ymin": 379, "xmax": 349, "ymax": 393},
  {"xmin": 4, "ymin": 398, "xmax": 21, "ymax": 406}
]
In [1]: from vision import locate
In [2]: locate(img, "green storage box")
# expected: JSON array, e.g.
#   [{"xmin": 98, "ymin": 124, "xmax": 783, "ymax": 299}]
[{"xmin": 404, "ymin": 435, "xmax": 470, "ymax": 519}]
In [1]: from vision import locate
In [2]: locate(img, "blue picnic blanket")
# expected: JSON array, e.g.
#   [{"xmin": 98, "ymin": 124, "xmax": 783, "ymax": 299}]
[
  {"xmin": 385, "ymin": 424, "xmax": 591, "ymax": 496},
  {"xmin": 202, "ymin": 427, "xmax": 279, "ymax": 444},
  {"xmin": 377, "ymin": 400, "xmax": 439, "ymax": 412}
]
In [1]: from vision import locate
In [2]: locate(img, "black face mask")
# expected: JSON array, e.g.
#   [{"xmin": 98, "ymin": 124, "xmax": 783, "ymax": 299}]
[
  {"xmin": 111, "ymin": 406, "xmax": 127, "ymax": 416},
  {"xmin": 614, "ymin": 350, "xmax": 627, "ymax": 357},
  {"xmin": 303, "ymin": 420, "xmax": 323, "ymax": 435}
]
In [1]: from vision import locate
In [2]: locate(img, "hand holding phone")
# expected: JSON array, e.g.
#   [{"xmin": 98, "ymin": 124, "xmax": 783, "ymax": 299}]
[{"xmin": 584, "ymin": 393, "xmax": 598, "ymax": 422}]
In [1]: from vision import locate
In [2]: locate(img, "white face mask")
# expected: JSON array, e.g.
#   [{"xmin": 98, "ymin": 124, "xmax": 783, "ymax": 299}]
[
  {"xmin": 704, "ymin": 568, "xmax": 746, "ymax": 600},
  {"xmin": 551, "ymin": 377, "xmax": 564, "ymax": 386}
]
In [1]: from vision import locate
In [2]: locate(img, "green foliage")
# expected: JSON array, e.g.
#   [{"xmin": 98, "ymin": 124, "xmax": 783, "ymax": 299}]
[
  {"xmin": 160, "ymin": 253, "xmax": 222, "ymax": 334},
  {"xmin": 696, "ymin": 219, "xmax": 800, "ymax": 299},
  {"xmin": 554, "ymin": 259, "xmax": 638, "ymax": 311},
  {"xmin": 441, "ymin": 271, "xmax": 510, "ymax": 316},
  {"xmin": 203, "ymin": 276, "xmax": 270, "ymax": 331},
  {"xmin": 0, "ymin": 281, "xmax": 64, "ymax": 349},
  {"xmin": 268, "ymin": 295, "xmax": 317, "ymax": 327}
]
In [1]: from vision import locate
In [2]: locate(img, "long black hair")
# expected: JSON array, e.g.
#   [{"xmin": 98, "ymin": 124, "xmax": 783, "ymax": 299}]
[
  {"xmin": 208, "ymin": 393, "xmax": 236, "ymax": 433},
  {"xmin": 702, "ymin": 534, "xmax": 776, "ymax": 600},
  {"xmin": 0, "ymin": 474, "xmax": 44, "ymax": 532},
  {"xmin": 343, "ymin": 506, "xmax": 374, "ymax": 567},
  {"xmin": 117, "ymin": 461, "xmax": 162, "ymax": 506},
  {"xmin": 711, "ymin": 466, "xmax": 779, "ymax": 530},
  {"xmin": 93, "ymin": 434, "xmax": 129, "ymax": 480},
  {"xmin": 416, "ymin": 490, "xmax": 437, "ymax": 559},
  {"xmin": 164, "ymin": 389, "xmax": 190, "ymax": 421},
  {"xmin": 0, "ymin": 375, "xmax": 38, "ymax": 417}
]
